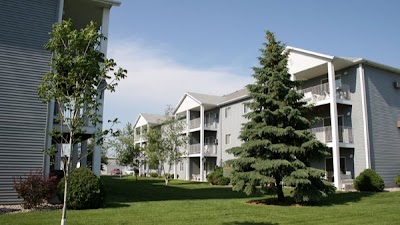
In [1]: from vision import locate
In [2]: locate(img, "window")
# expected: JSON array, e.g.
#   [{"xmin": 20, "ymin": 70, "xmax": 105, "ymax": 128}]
[
  {"xmin": 243, "ymin": 103, "xmax": 251, "ymax": 114},
  {"xmin": 179, "ymin": 162, "xmax": 184, "ymax": 171},
  {"xmin": 225, "ymin": 107, "xmax": 231, "ymax": 118},
  {"xmin": 225, "ymin": 134, "xmax": 231, "ymax": 145}
]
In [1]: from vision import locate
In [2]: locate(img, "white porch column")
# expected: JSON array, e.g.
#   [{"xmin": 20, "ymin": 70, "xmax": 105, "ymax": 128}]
[
  {"xmin": 54, "ymin": 143, "xmax": 62, "ymax": 170},
  {"xmin": 328, "ymin": 62, "xmax": 341, "ymax": 190},
  {"xmin": 71, "ymin": 143, "xmax": 79, "ymax": 169},
  {"xmin": 359, "ymin": 64, "xmax": 371, "ymax": 169},
  {"xmin": 186, "ymin": 110, "xmax": 190, "ymax": 180},
  {"xmin": 100, "ymin": 7, "xmax": 110, "ymax": 57},
  {"xmin": 200, "ymin": 105, "xmax": 205, "ymax": 181},
  {"xmin": 80, "ymin": 140, "xmax": 88, "ymax": 168}
]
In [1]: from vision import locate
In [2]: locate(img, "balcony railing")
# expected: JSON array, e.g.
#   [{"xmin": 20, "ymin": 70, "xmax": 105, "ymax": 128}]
[
  {"xmin": 204, "ymin": 144, "xmax": 217, "ymax": 155},
  {"xmin": 311, "ymin": 126, "xmax": 354, "ymax": 144},
  {"xmin": 189, "ymin": 143, "xmax": 201, "ymax": 154},
  {"xmin": 205, "ymin": 121, "xmax": 217, "ymax": 129},
  {"xmin": 188, "ymin": 143, "xmax": 217, "ymax": 155},
  {"xmin": 299, "ymin": 83, "xmax": 351, "ymax": 104},
  {"xmin": 134, "ymin": 135, "xmax": 140, "ymax": 141},
  {"xmin": 189, "ymin": 118, "xmax": 200, "ymax": 129}
]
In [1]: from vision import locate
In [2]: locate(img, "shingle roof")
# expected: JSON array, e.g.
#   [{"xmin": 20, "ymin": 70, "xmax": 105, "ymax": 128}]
[
  {"xmin": 186, "ymin": 92, "xmax": 223, "ymax": 105},
  {"xmin": 140, "ymin": 113, "xmax": 168, "ymax": 125},
  {"xmin": 219, "ymin": 88, "xmax": 249, "ymax": 105}
]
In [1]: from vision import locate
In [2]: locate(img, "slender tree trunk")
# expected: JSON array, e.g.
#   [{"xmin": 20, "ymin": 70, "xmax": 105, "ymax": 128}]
[
  {"xmin": 173, "ymin": 146, "xmax": 177, "ymax": 179},
  {"xmin": 61, "ymin": 136, "xmax": 73, "ymax": 225},
  {"xmin": 276, "ymin": 176, "xmax": 285, "ymax": 202}
]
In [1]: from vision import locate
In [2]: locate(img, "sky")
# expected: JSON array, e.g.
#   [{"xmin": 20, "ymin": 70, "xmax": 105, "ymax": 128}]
[{"xmin": 103, "ymin": 0, "xmax": 400, "ymax": 130}]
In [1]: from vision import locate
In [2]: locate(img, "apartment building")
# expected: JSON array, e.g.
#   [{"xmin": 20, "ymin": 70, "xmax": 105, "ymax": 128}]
[
  {"xmin": 0, "ymin": 0, "xmax": 120, "ymax": 204},
  {"xmin": 134, "ymin": 47, "xmax": 400, "ymax": 190},
  {"xmin": 133, "ymin": 113, "xmax": 168, "ymax": 175}
]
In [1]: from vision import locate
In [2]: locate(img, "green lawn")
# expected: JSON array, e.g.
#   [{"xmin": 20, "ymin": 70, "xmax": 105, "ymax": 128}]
[{"xmin": 1, "ymin": 176, "xmax": 399, "ymax": 225}]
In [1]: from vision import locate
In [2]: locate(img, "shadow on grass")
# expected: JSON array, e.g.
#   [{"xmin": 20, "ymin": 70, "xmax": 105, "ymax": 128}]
[
  {"xmin": 249, "ymin": 191, "xmax": 376, "ymax": 207},
  {"xmin": 316, "ymin": 191, "xmax": 376, "ymax": 206},
  {"xmin": 101, "ymin": 176, "xmax": 262, "ymax": 208},
  {"xmin": 222, "ymin": 222, "xmax": 279, "ymax": 225},
  {"xmin": 101, "ymin": 176, "xmax": 377, "ymax": 208}
]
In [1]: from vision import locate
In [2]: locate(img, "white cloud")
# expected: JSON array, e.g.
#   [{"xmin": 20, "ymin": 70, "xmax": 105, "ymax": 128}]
[{"xmin": 103, "ymin": 38, "xmax": 252, "ymax": 129}]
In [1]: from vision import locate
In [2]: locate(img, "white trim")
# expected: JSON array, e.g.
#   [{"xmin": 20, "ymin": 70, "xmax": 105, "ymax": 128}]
[
  {"xmin": 92, "ymin": 0, "xmax": 121, "ymax": 6},
  {"xmin": 327, "ymin": 62, "xmax": 341, "ymax": 189},
  {"xmin": 286, "ymin": 46, "xmax": 334, "ymax": 61},
  {"xmin": 100, "ymin": 7, "xmax": 110, "ymax": 57},
  {"xmin": 199, "ymin": 105, "xmax": 204, "ymax": 181},
  {"xmin": 359, "ymin": 64, "xmax": 371, "ymax": 169},
  {"xmin": 58, "ymin": 0, "xmax": 64, "ymax": 23},
  {"xmin": 217, "ymin": 95, "xmax": 249, "ymax": 106}
]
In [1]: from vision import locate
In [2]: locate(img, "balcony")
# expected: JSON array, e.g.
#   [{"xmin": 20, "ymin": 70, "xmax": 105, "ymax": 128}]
[
  {"xmin": 189, "ymin": 118, "xmax": 200, "ymax": 129},
  {"xmin": 134, "ymin": 135, "xmax": 140, "ymax": 141},
  {"xmin": 311, "ymin": 126, "xmax": 354, "ymax": 144},
  {"xmin": 299, "ymin": 83, "xmax": 351, "ymax": 105},
  {"xmin": 188, "ymin": 143, "xmax": 217, "ymax": 155},
  {"xmin": 189, "ymin": 143, "xmax": 200, "ymax": 154},
  {"xmin": 204, "ymin": 121, "xmax": 218, "ymax": 129},
  {"xmin": 204, "ymin": 144, "xmax": 217, "ymax": 156}
]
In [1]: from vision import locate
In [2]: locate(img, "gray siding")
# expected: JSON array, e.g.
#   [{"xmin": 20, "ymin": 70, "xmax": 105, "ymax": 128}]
[
  {"xmin": 365, "ymin": 65, "xmax": 400, "ymax": 187},
  {"xmin": 0, "ymin": 0, "xmax": 58, "ymax": 204},
  {"xmin": 351, "ymin": 65, "xmax": 369, "ymax": 179},
  {"xmin": 218, "ymin": 99, "xmax": 250, "ymax": 165}
]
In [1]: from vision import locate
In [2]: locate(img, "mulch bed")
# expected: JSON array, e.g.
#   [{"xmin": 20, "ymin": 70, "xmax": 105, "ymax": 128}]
[{"xmin": 0, "ymin": 203, "xmax": 62, "ymax": 214}]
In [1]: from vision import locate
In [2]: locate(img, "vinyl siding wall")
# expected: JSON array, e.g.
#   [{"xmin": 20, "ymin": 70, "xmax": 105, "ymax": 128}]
[
  {"xmin": 364, "ymin": 65, "xmax": 400, "ymax": 187},
  {"xmin": 0, "ymin": 0, "xmax": 58, "ymax": 204},
  {"xmin": 218, "ymin": 99, "xmax": 250, "ymax": 165}
]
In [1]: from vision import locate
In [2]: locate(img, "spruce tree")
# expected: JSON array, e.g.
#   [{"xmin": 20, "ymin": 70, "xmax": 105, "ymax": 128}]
[{"xmin": 227, "ymin": 31, "xmax": 335, "ymax": 203}]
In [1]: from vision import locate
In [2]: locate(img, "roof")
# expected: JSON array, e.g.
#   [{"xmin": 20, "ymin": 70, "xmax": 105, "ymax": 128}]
[
  {"xmin": 133, "ymin": 113, "xmax": 168, "ymax": 128},
  {"xmin": 287, "ymin": 46, "xmax": 400, "ymax": 75},
  {"xmin": 218, "ymin": 88, "xmax": 249, "ymax": 106},
  {"xmin": 186, "ymin": 92, "xmax": 223, "ymax": 105},
  {"xmin": 141, "ymin": 113, "xmax": 168, "ymax": 125}
]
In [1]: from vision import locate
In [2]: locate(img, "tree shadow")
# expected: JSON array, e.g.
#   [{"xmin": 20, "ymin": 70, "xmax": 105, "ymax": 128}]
[
  {"xmin": 101, "ymin": 176, "xmax": 378, "ymax": 209},
  {"xmin": 222, "ymin": 222, "xmax": 279, "ymax": 225},
  {"xmin": 101, "ymin": 176, "xmax": 263, "ymax": 208},
  {"xmin": 315, "ymin": 191, "xmax": 376, "ymax": 206},
  {"xmin": 248, "ymin": 191, "xmax": 376, "ymax": 207}
]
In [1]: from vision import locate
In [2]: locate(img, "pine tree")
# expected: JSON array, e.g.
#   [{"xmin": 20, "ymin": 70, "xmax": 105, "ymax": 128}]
[{"xmin": 227, "ymin": 31, "xmax": 335, "ymax": 203}]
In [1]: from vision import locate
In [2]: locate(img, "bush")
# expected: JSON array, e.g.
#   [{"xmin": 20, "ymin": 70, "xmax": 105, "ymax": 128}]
[
  {"xmin": 57, "ymin": 167, "xmax": 105, "ymax": 209},
  {"xmin": 13, "ymin": 171, "xmax": 57, "ymax": 209},
  {"xmin": 206, "ymin": 167, "xmax": 230, "ymax": 185},
  {"xmin": 150, "ymin": 172, "xmax": 159, "ymax": 178},
  {"xmin": 395, "ymin": 174, "xmax": 400, "ymax": 187},
  {"xmin": 354, "ymin": 169, "xmax": 385, "ymax": 192}
]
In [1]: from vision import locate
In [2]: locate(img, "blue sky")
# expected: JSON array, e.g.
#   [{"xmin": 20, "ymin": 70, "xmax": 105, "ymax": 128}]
[{"xmin": 104, "ymin": 0, "xmax": 400, "ymax": 129}]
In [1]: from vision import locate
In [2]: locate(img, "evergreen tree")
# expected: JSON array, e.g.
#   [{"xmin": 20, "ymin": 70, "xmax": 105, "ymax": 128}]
[{"xmin": 227, "ymin": 31, "xmax": 335, "ymax": 203}]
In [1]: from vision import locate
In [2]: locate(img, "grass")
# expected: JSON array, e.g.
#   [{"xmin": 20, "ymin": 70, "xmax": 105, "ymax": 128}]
[{"xmin": 1, "ymin": 176, "xmax": 399, "ymax": 225}]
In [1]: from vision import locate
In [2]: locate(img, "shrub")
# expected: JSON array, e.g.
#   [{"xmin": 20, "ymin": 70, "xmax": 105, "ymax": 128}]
[
  {"xmin": 206, "ymin": 167, "xmax": 230, "ymax": 185},
  {"xmin": 57, "ymin": 167, "xmax": 105, "ymax": 209},
  {"xmin": 395, "ymin": 174, "xmax": 400, "ymax": 187},
  {"xmin": 150, "ymin": 172, "xmax": 159, "ymax": 178},
  {"xmin": 13, "ymin": 171, "xmax": 57, "ymax": 209},
  {"xmin": 354, "ymin": 169, "xmax": 385, "ymax": 192}
]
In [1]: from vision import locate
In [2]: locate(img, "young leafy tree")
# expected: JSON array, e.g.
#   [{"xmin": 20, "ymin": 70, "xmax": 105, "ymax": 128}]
[
  {"xmin": 227, "ymin": 31, "xmax": 334, "ymax": 203},
  {"xmin": 110, "ymin": 122, "xmax": 142, "ymax": 180},
  {"xmin": 144, "ymin": 127, "xmax": 166, "ymax": 181},
  {"xmin": 38, "ymin": 20, "xmax": 126, "ymax": 225},
  {"xmin": 162, "ymin": 105, "xmax": 187, "ymax": 179}
]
